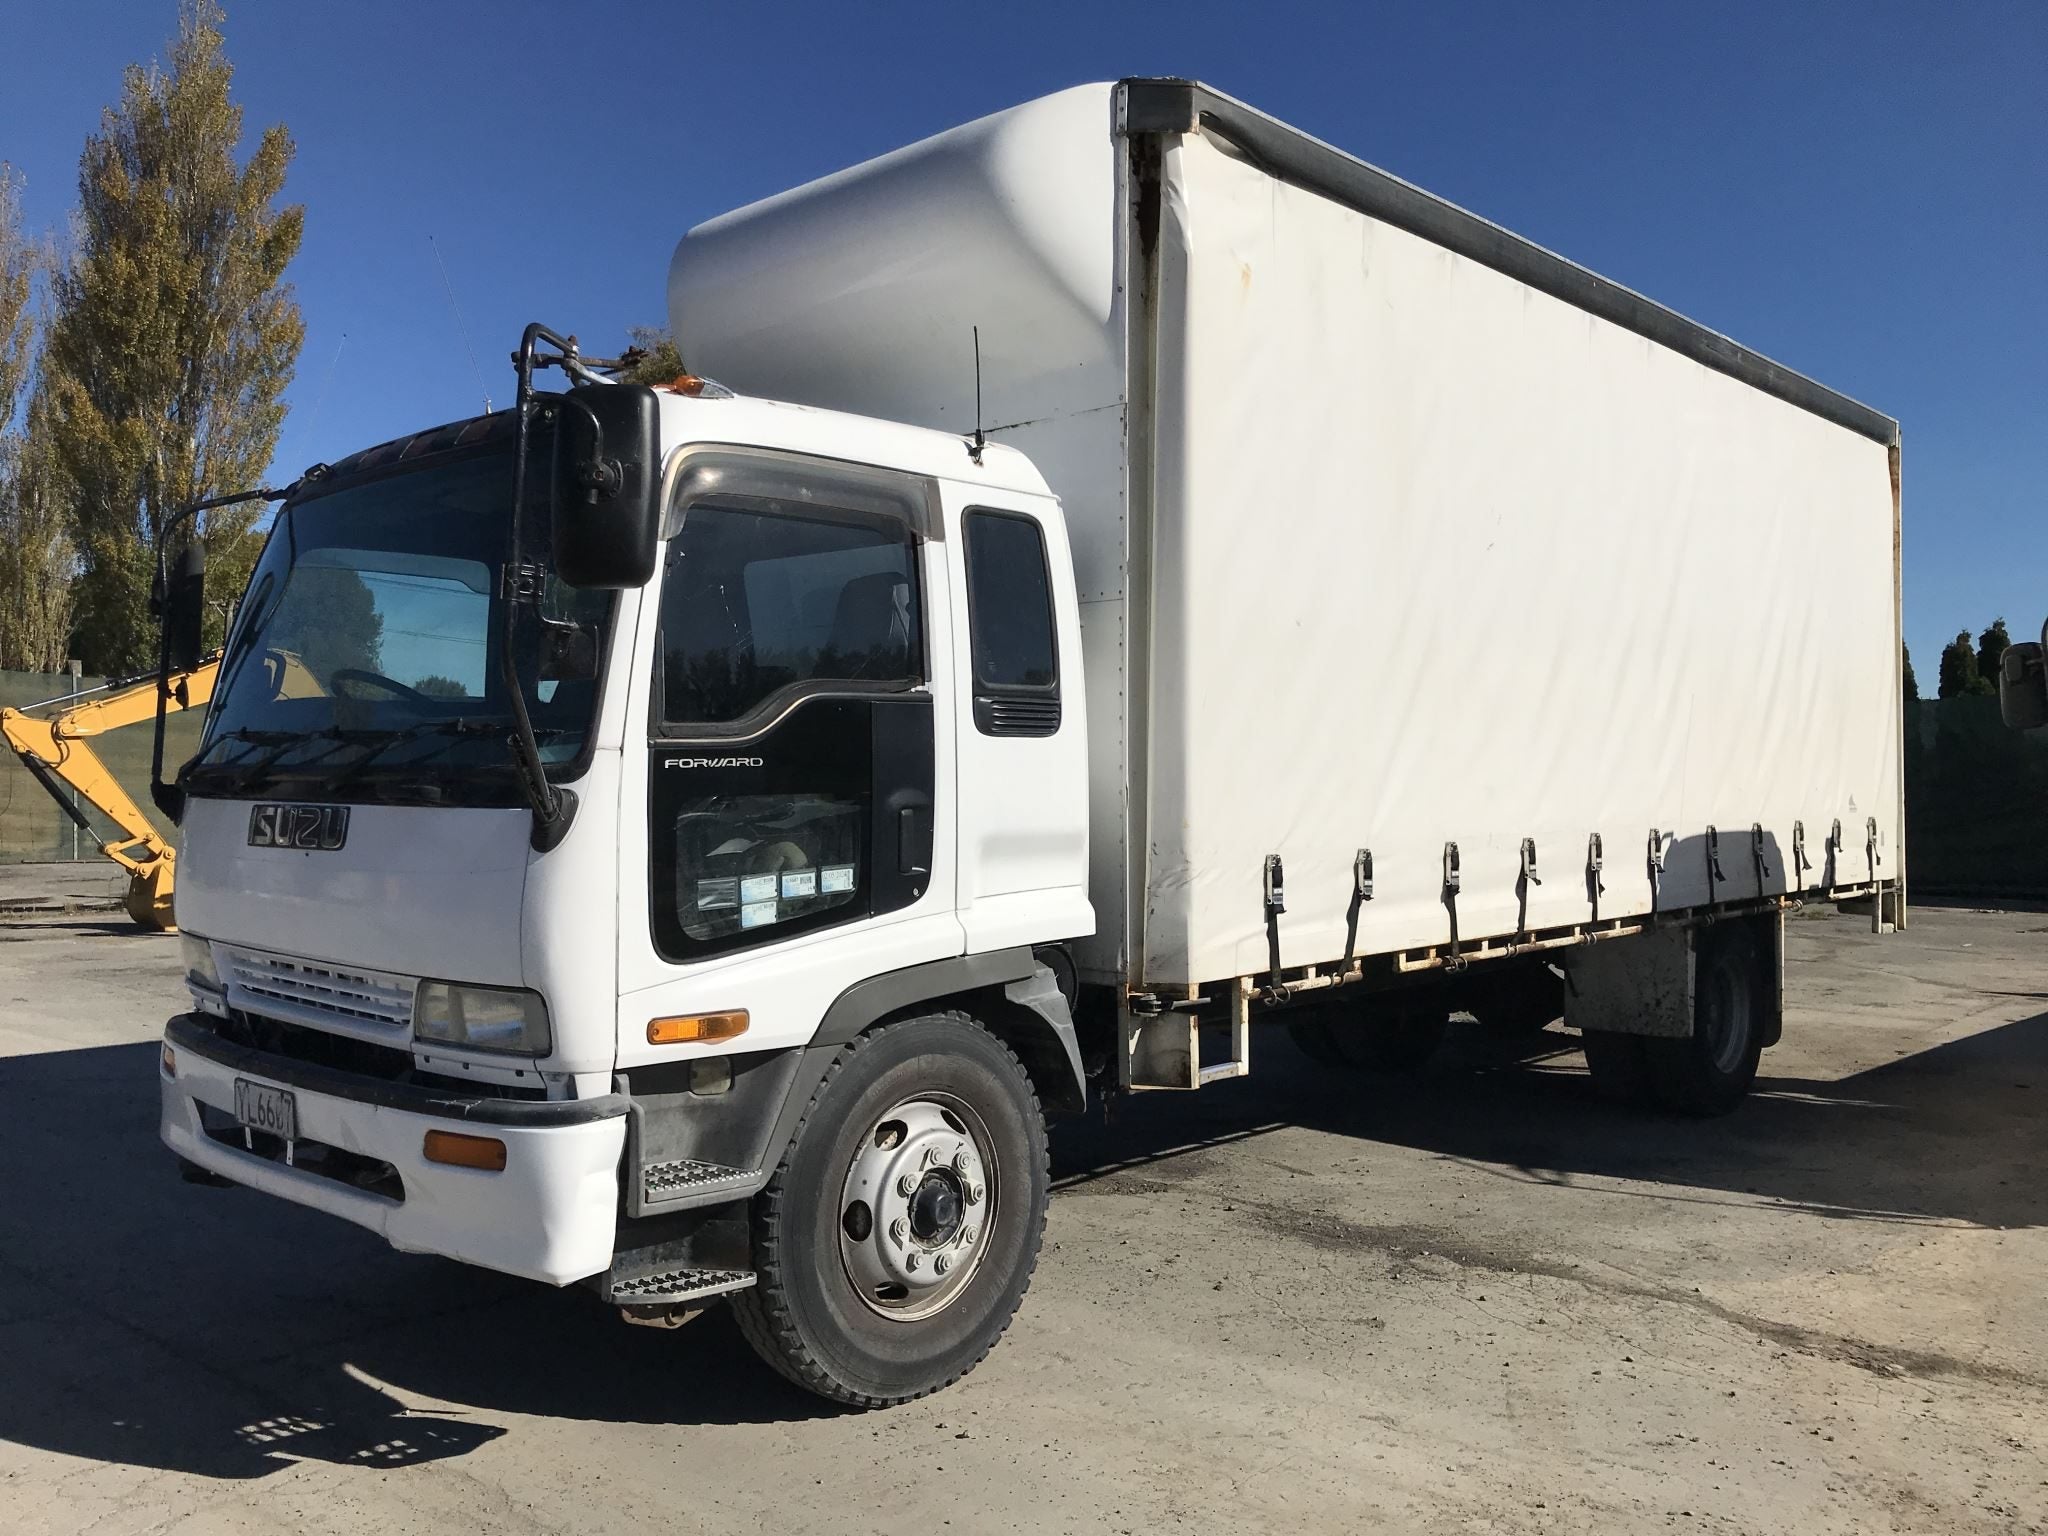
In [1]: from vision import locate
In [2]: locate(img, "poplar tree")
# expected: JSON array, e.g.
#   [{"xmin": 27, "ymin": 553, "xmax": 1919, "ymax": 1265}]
[
  {"xmin": 0, "ymin": 167, "xmax": 74, "ymax": 673},
  {"xmin": 1938, "ymin": 630, "xmax": 1987, "ymax": 700},
  {"xmin": 1977, "ymin": 618, "xmax": 2011, "ymax": 689},
  {"xmin": 41, "ymin": 0, "xmax": 303, "ymax": 673}
]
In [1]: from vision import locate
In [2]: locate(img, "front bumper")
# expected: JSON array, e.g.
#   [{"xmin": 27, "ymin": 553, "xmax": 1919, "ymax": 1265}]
[{"xmin": 159, "ymin": 1013, "xmax": 628, "ymax": 1286}]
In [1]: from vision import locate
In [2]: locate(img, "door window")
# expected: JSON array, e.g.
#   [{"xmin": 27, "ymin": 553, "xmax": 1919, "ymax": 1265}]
[
  {"xmin": 656, "ymin": 502, "xmax": 920, "ymax": 729},
  {"xmin": 649, "ymin": 487, "xmax": 933, "ymax": 960},
  {"xmin": 962, "ymin": 510, "xmax": 1061, "ymax": 736}
]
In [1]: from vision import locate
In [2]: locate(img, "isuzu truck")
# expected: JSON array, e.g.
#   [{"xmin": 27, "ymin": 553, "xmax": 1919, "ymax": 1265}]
[{"xmin": 156, "ymin": 80, "xmax": 1904, "ymax": 1406}]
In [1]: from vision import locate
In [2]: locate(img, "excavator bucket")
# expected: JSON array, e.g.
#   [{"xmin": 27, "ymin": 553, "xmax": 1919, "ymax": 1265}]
[{"xmin": 125, "ymin": 858, "xmax": 179, "ymax": 932}]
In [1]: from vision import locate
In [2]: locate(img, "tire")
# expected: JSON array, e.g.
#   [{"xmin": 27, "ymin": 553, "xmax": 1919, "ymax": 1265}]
[
  {"xmin": 1283, "ymin": 998, "xmax": 1447, "ymax": 1074},
  {"xmin": 732, "ymin": 1010, "xmax": 1049, "ymax": 1408},
  {"xmin": 1284, "ymin": 1011, "xmax": 1347, "ymax": 1067},
  {"xmin": 1643, "ymin": 922, "xmax": 1767, "ymax": 1117},
  {"xmin": 1580, "ymin": 1028, "xmax": 1653, "ymax": 1104},
  {"xmin": 1470, "ymin": 965, "xmax": 1566, "ymax": 1038}
]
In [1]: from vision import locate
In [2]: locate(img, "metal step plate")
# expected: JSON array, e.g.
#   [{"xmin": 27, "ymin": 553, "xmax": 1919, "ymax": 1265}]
[
  {"xmin": 609, "ymin": 1266, "xmax": 757, "ymax": 1306},
  {"xmin": 642, "ymin": 1158, "xmax": 755, "ymax": 1204}
]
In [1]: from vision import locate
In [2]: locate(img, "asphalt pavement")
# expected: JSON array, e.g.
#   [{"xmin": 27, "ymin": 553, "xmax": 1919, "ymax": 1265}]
[{"xmin": 1, "ymin": 883, "xmax": 2043, "ymax": 1534}]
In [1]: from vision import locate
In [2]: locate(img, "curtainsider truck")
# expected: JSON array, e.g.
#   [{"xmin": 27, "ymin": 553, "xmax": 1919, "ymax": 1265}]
[{"xmin": 156, "ymin": 80, "xmax": 1904, "ymax": 1406}]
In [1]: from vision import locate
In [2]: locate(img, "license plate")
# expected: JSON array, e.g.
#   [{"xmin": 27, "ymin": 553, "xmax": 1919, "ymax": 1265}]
[{"xmin": 233, "ymin": 1078, "xmax": 298, "ymax": 1142}]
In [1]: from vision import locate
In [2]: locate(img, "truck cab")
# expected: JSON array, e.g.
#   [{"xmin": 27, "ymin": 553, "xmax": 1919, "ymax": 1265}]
[{"xmin": 161, "ymin": 367, "xmax": 1094, "ymax": 1406}]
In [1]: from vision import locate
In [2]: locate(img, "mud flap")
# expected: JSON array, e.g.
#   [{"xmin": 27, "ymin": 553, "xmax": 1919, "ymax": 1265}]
[
  {"xmin": 1565, "ymin": 926, "xmax": 1693, "ymax": 1038},
  {"xmin": 1564, "ymin": 912, "xmax": 1784, "ymax": 1048}
]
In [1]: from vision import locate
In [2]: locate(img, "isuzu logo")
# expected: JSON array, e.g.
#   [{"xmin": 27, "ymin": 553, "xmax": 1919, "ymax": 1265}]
[
  {"xmin": 248, "ymin": 803, "xmax": 350, "ymax": 850},
  {"xmin": 662, "ymin": 756, "xmax": 765, "ymax": 769}
]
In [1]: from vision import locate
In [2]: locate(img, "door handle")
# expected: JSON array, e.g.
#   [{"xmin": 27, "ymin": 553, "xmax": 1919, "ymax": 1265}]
[{"xmin": 898, "ymin": 803, "xmax": 932, "ymax": 877}]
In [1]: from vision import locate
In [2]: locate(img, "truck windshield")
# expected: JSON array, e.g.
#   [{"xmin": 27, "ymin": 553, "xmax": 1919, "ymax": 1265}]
[{"xmin": 184, "ymin": 442, "xmax": 612, "ymax": 806}]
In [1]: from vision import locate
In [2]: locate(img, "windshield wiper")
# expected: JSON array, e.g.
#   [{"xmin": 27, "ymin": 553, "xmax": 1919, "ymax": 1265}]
[
  {"xmin": 311, "ymin": 717, "xmax": 523, "ymax": 798},
  {"xmin": 186, "ymin": 728, "xmax": 311, "ymax": 793}
]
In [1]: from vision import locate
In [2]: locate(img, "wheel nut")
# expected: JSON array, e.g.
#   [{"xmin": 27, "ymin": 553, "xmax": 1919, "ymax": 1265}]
[
  {"xmin": 905, "ymin": 1253, "xmax": 920, "ymax": 1273},
  {"xmin": 953, "ymin": 1150, "xmax": 975, "ymax": 1174},
  {"xmin": 959, "ymin": 1225, "xmax": 976, "ymax": 1246},
  {"xmin": 920, "ymin": 1146, "xmax": 938, "ymax": 1168},
  {"xmin": 888, "ymin": 1218, "xmax": 907, "ymax": 1247},
  {"xmin": 965, "ymin": 1182, "xmax": 984, "ymax": 1206},
  {"xmin": 933, "ymin": 1253, "xmax": 951, "ymax": 1276},
  {"xmin": 898, "ymin": 1174, "xmax": 917, "ymax": 1197}
]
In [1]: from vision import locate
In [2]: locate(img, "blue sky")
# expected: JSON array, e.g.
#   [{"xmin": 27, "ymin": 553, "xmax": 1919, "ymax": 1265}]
[{"xmin": 4, "ymin": 0, "xmax": 2043, "ymax": 681}]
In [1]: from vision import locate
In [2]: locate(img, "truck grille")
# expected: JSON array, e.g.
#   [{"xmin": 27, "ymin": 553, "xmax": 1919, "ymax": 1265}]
[{"xmin": 220, "ymin": 946, "xmax": 415, "ymax": 1037}]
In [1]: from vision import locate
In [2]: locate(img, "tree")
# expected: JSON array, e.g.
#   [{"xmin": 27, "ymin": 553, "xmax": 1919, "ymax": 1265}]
[
  {"xmin": 411, "ymin": 673, "xmax": 468, "ymax": 699},
  {"xmin": 1901, "ymin": 643, "xmax": 1918, "ymax": 704},
  {"xmin": 40, "ymin": 0, "xmax": 304, "ymax": 674},
  {"xmin": 0, "ymin": 167, "xmax": 76, "ymax": 672},
  {"xmin": 268, "ymin": 565, "xmax": 382, "ymax": 680},
  {"xmin": 614, "ymin": 324, "xmax": 686, "ymax": 387},
  {"xmin": 1977, "ymin": 618, "xmax": 2011, "ymax": 689},
  {"xmin": 1937, "ymin": 629, "xmax": 1993, "ymax": 699}
]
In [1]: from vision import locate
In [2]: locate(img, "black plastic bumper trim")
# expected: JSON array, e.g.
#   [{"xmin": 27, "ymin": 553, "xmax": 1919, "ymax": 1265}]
[{"xmin": 165, "ymin": 1014, "xmax": 628, "ymax": 1128}]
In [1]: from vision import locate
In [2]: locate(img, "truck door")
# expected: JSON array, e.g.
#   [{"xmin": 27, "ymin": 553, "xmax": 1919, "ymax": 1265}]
[
  {"xmin": 641, "ymin": 454, "xmax": 956, "ymax": 978},
  {"xmin": 946, "ymin": 493, "xmax": 1091, "ymax": 951}
]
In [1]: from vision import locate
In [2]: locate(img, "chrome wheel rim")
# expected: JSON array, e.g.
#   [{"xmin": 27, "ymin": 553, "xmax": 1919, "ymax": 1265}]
[{"xmin": 838, "ymin": 1095, "xmax": 997, "ymax": 1322}]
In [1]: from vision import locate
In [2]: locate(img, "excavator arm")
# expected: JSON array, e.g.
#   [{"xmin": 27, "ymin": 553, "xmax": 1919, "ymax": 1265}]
[{"xmin": 1, "ymin": 659, "xmax": 219, "ymax": 930}]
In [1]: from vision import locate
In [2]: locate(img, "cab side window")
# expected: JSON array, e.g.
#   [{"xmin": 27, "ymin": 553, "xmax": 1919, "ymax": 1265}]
[
  {"xmin": 656, "ymin": 501, "xmax": 922, "ymax": 729},
  {"xmin": 648, "ymin": 492, "xmax": 932, "ymax": 959},
  {"xmin": 962, "ymin": 510, "xmax": 1060, "ymax": 736}
]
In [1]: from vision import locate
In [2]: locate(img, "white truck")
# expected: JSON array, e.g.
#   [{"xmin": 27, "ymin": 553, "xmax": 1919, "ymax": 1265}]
[{"xmin": 155, "ymin": 80, "xmax": 1904, "ymax": 1406}]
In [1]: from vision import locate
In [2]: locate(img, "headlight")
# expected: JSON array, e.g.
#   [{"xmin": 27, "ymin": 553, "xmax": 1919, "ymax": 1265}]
[
  {"xmin": 181, "ymin": 934, "xmax": 227, "ymax": 1017},
  {"xmin": 413, "ymin": 982, "xmax": 552, "ymax": 1055},
  {"xmin": 181, "ymin": 933, "xmax": 219, "ymax": 988}
]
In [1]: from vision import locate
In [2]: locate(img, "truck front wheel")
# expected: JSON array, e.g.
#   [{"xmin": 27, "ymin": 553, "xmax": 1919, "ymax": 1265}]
[{"xmin": 733, "ymin": 1011, "xmax": 1050, "ymax": 1407}]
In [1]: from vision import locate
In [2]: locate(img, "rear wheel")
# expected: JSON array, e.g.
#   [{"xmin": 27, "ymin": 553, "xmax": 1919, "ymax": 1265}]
[
  {"xmin": 1284, "ymin": 996, "xmax": 1447, "ymax": 1073},
  {"xmin": 1468, "ymin": 964, "xmax": 1566, "ymax": 1038},
  {"xmin": 732, "ymin": 1011, "xmax": 1049, "ymax": 1407},
  {"xmin": 1580, "ymin": 1028, "xmax": 1652, "ymax": 1103},
  {"xmin": 1643, "ymin": 923, "xmax": 1767, "ymax": 1116}
]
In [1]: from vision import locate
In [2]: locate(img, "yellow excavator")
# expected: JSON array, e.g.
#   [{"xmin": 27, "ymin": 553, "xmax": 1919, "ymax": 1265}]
[
  {"xmin": 3, "ymin": 650, "xmax": 327, "ymax": 929},
  {"xmin": 2, "ymin": 658, "xmax": 222, "ymax": 929}
]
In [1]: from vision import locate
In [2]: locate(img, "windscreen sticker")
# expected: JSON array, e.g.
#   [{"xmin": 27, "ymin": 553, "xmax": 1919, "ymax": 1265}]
[
  {"xmin": 738, "ymin": 874, "xmax": 778, "ymax": 905},
  {"xmin": 739, "ymin": 900, "xmax": 778, "ymax": 930},
  {"xmin": 695, "ymin": 877, "xmax": 739, "ymax": 912},
  {"xmin": 820, "ymin": 864, "xmax": 856, "ymax": 895},
  {"xmin": 780, "ymin": 869, "xmax": 818, "ymax": 900}
]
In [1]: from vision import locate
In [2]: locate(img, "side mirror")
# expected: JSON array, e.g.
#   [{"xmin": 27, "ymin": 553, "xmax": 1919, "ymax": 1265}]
[
  {"xmin": 2000, "ymin": 639, "xmax": 2047, "ymax": 730},
  {"xmin": 550, "ymin": 383, "xmax": 661, "ymax": 588},
  {"xmin": 166, "ymin": 540, "xmax": 207, "ymax": 674}
]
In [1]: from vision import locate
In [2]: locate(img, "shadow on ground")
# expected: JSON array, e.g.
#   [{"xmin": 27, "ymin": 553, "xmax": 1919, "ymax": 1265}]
[
  {"xmin": 1057, "ymin": 1008, "xmax": 2048, "ymax": 1234},
  {"xmin": 2, "ymin": 997, "xmax": 2043, "ymax": 1482}
]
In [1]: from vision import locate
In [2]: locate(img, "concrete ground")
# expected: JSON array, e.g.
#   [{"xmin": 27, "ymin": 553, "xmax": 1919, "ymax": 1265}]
[
  {"xmin": 0, "ymin": 861, "xmax": 129, "ymax": 914},
  {"xmin": 1, "ymin": 890, "xmax": 2044, "ymax": 1535}
]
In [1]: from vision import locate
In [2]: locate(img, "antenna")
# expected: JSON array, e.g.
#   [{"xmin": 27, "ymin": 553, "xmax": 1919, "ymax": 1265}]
[
  {"xmin": 429, "ymin": 234, "xmax": 492, "ymax": 414},
  {"xmin": 302, "ymin": 330, "xmax": 347, "ymax": 442},
  {"xmin": 968, "ymin": 325, "xmax": 986, "ymax": 464}
]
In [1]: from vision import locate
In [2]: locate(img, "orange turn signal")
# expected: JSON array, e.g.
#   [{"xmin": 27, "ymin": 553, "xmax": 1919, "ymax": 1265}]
[
  {"xmin": 423, "ymin": 1130, "xmax": 507, "ymax": 1171},
  {"xmin": 161, "ymin": 1043, "xmax": 176, "ymax": 1078},
  {"xmin": 647, "ymin": 1010, "xmax": 749, "ymax": 1046}
]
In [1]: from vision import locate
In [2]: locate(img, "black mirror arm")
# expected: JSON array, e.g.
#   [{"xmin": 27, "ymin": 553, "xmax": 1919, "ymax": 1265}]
[
  {"xmin": 505, "ymin": 324, "xmax": 575, "ymax": 847},
  {"xmin": 558, "ymin": 395, "xmax": 622, "ymax": 501},
  {"xmin": 149, "ymin": 485, "xmax": 290, "ymax": 821}
]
